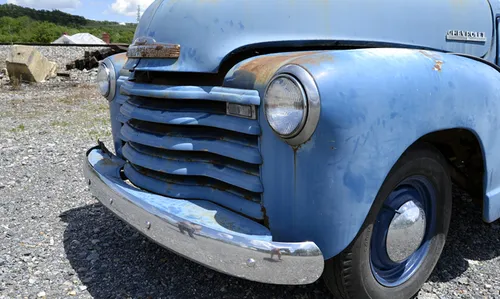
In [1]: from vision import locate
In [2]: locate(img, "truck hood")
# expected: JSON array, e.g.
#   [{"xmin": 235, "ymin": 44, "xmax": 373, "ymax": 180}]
[{"xmin": 133, "ymin": 0, "xmax": 494, "ymax": 73}]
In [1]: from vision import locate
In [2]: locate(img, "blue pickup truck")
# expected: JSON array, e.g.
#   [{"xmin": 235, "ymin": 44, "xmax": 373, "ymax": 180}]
[{"xmin": 85, "ymin": 0, "xmax": 500, "ymax": 298}]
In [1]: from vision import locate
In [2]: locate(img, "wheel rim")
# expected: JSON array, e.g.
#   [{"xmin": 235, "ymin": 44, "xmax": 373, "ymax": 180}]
[{"xmin": 370, "ymin": 175, "xmax": 437, "ymax": 287}]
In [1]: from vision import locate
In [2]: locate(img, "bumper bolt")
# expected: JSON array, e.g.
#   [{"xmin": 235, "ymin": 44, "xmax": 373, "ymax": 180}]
[
  {"xmin": 109, "ymin": 198, "xmax": 113, "ymax": 205},
  {"xmin": 146, "ymin": 221, "xmax": 151, "ymax": 230}
]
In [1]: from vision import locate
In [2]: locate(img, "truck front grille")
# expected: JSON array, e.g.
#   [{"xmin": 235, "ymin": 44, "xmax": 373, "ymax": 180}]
[{"xmin": 115, "ymin": 78, "xmax": 264, "ymax": 220}]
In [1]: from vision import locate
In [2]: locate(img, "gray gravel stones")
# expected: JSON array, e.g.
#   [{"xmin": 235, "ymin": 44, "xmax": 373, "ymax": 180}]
[
  {"xmin": 0, "ymin": 59, "xmax": 499, "ymax": 298},
  {"xmin": 0, "ymin": 70, "xmax": 112, "ymax": 299},
  {"xmin": 0, "ymin": 45, "xmax": 108, "ymax": 71}
]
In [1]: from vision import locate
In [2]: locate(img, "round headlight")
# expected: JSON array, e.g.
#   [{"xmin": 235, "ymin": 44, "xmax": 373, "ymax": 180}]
[
  {"xmin": 263, "ymin": 64, "xmax": 321, "ymax": 146},
  {"xmin": 96, "ymin": 63, "xmax": 111, "ymax": 97},
  {"xmin": 264, "ymin": 74, "xmax": 307, "ymax": 137}
]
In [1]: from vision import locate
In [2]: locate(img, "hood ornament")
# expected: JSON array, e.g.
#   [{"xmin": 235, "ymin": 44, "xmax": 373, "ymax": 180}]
[
  {"xmin": 127, "ymin": 37, "xmax": 181, "ymax": 59},
  {"xmin": 446, "ymin": 30, "xmax": 487, "ymax": 43}
]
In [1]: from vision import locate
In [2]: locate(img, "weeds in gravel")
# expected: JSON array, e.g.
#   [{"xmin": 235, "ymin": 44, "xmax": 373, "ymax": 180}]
[
  {"xmin": 50, "ymin": 120, "xmax": 70, "ymax": 127},
  {"xmin": 0, "ymin": 111, "xmax": 14, "ymax": 117},
  {"xmin": 10, "ymin": 124, "xmax": 25, "ymax": 132},
  {"xmin": 10, "ymin": 75, "xmax": 22, "ymax": 90},
  {"xmin": 96, "ymin": 117, "xmax": 109, "ymax": 125},
  {"xmin": 78, "ymin": 83, "xmax": 96, "ymax": 90},
  {"xmin": 57, "ymin": 85, "xmax": 97, "ymax": 105},
  {"xmin": 88, "ymin": 129, "xmax": 111, "ymax": 141},
  {"xmin": 96, "ymin": 103, "xmax": 109, "ymax": 112},
  {"xmin": 57, "ymin": 96, "xmax": 75, "ymax": 105}
]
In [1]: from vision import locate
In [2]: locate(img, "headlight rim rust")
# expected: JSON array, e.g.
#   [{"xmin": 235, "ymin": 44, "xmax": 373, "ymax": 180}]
[{"xmin": 264, "ymin": 64, "xmax": 321, "ymax": 146}]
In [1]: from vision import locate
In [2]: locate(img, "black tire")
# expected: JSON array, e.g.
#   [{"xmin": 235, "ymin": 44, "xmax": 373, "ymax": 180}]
[{"xmin": 323, "ymin": 142, "xmax": 452, "ymax": 299}]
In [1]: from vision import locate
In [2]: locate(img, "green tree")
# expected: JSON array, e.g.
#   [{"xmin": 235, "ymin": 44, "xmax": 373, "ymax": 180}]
[
  {"xmin": 29, "ymin": 21, "xmax": 66, "ymax": 43},
  {"xmin": 0, "ymin": 4, "xmax": 137, "ymax": 44}
]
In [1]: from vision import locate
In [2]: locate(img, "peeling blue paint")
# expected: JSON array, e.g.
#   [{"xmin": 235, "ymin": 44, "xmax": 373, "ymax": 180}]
[{"xmin": 134, "ymin": 0, "xmax": 493, "ymax": 73}]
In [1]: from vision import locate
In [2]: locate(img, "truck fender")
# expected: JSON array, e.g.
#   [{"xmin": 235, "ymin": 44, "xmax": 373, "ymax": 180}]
[{"xmin": 224, "ymin": 48, "xmax": 500, "ymax": 259}]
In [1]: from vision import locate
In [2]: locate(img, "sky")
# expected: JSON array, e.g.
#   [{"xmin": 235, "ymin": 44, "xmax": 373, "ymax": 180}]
[{"xmin": 0, "ymin": 0, "xmax": 156, "ymax": 23}]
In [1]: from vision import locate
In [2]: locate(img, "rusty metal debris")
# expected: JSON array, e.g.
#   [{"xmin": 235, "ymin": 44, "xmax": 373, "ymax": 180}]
[{"xmin": 66, "ymin": 46, "xmax": 127, "ymax": 71}]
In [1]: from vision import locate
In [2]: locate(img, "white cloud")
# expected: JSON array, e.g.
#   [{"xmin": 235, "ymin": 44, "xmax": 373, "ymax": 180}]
[
  {"xmin": 7, "ymin": 0, "xmax": 81, "ymax": 10},
  {"xmin": 111, "ymin": 0, "xmax": 155, "ymax": 17}
]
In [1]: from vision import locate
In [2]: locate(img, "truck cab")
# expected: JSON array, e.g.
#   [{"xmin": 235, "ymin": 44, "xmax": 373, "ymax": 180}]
[{"xmin": 85, "ymin": 1, "xmax": 500, "ymax": 298}]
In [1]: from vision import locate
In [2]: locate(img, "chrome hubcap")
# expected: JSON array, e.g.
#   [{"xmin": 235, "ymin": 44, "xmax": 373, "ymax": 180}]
[
  {"xmin": 386, "ymin": 200, "xmax": 426, "ymax": 263},
  {"xmin": 371, "ymin": 176, "xmax": 436, "ymax": 287}
]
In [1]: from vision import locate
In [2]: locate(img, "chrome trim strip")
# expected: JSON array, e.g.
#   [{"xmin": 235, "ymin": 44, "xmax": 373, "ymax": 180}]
[
  {"xmin": 267, "ymin": 64, "xmax": 321, "ymax": 146},
  {"xmin": 83, "ymin": 146, "xmax": 324, "ymax": 285}
]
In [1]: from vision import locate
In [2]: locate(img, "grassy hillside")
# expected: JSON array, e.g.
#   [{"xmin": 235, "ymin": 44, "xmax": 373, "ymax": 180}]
[{"xmin": 0, "ymin": 4, "xmax": 136, "ymax": 44}]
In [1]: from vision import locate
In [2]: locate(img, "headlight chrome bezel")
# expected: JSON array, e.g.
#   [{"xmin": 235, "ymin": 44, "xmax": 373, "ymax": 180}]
[
  {"xmin": 97, "ymin": 60, "xmax": 116, "ymax": 100},
  {"xmin": 264, "ymin": 64, "xmax": 321, "ymax": 146}
]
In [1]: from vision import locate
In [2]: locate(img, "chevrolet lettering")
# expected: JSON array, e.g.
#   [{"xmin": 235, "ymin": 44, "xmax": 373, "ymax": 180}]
[{"xmin": 446, "ymin": 30, "xmax": 487, "ymax": 43}]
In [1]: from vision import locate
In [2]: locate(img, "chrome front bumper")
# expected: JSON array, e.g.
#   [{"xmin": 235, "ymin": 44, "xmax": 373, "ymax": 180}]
[{"xmin": 83, "ymin": 144, "xmax": 324, "ymax": 285}]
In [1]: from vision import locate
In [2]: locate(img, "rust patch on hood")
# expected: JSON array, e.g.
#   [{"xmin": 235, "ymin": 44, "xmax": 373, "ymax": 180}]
[
  {"xmin": 235, "ymin": 51, "xmax": 320, "ymax": 87},
  {"xmin": 419, "ymin": 50, "xmax": 444, "ymax": 72},
  {"xmin": 434, "ymin": 60, "xmax": 443, "ymax": 71},
  {"xmin": 292, "ymin": 52, "xmax": 334, "ymax": 66},
  {"xmin": 419, "ymin": 50, "xmax": 442, "ymax": 60},
  {"xmin": 113, "ymin": 52, "xmax": 129, "ymax": 64}
]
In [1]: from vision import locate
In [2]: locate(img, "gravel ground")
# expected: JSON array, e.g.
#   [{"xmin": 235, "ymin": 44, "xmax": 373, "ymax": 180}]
[
  {"xmin": 0, "ymin": 45, "xmax": 108, "ymax": 71},
  {"xmin": 0, "ymin": 50, "xmax": 499, "ymax": 299}
]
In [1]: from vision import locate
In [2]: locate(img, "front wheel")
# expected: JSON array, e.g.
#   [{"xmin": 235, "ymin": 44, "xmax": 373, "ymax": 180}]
[{"xmin": 324, "ymin": 143, "xmax": 452, "ymax": 299}]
